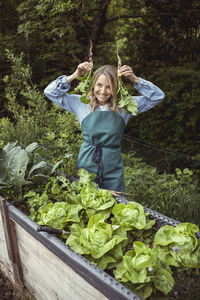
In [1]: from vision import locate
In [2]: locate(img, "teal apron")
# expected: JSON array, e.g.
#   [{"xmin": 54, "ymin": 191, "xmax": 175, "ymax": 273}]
[{"xmin": 76, "ymin": 111, "xmax": 126, "ymax": 192}]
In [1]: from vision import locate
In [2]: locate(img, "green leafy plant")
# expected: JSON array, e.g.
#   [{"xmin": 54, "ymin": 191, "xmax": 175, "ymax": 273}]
[
  {"xmin": 20, "ymin": 168, "xmax": 200, "ymax": 299},
  {"xmin": 66, "ymin": 213, "xmax": 128, "ymax": 270},
  {"xmin": 111, "ymin": 202, "xmax": 155, "ymax": 230},
  {"xmin": 123, "ymin": 154, "xmax": 200, "ymax": 227},
  {"xmin": 80, "ymin": 185, "xmax": 116, "ymax": 219},
  {"xmin": 24, "ymin": 168, "xmax": 117, "ymax": 225},
  {"xmin": 0, "ymin": 141, "xmax": 53, "ymax": 202},
  {"xmin": 70, "ymin": 71, "xmax": 92, "ymax": 104},
  {"xmin": 24, "ymin": 175, "xmax": 71, "ymax": 221},
  {"xmin": 114, "ymin": 241, "xmax": 174, "ymax": 299},
  {"xmin": 154, "ymin": 222, "xmax": 200, "ymax": 268},
  {"xmin": 38, "ymin": 202, "xmax": 83, "ymax": 229},
  {"xmin": 117, "ymin": 77, "xmax": 138, "ymax": 115},
  {"xmin": 1, "ymin": 50, "xmax": 53, "ymax": 148}
]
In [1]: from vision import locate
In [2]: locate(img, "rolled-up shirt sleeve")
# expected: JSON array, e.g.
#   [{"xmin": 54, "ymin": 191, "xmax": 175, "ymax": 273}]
[
  {"xmin": 133, "ymin": 77, "xmax": 165, "ymax": 114},
  {"xmin": 44, "ymin": 75, "xmax": 81, "ymax": 114}
]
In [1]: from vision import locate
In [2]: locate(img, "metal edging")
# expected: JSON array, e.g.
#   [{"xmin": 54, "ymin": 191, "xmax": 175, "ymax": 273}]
[{"xmin": 7, "ymin": 202, "xmax": 142, "ymax": 300}]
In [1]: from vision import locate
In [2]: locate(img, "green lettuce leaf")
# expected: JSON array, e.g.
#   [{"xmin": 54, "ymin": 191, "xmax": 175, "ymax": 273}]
[
  {"xmin": 38, "ymin": 202, "xmax": 82, "ymax": 229},
  {"xmin": 154, "ymin": 222, "xmax": 200, "ymax": 268},
  {"xmin": 80, "ymin": 186, "xmax": 116, "ymax": 218},
  {"xmin": 66, "ymin": 214, "xmax": 127, "ymax": 261},
  {"xmin": 114, "ymin": 241, "xmax": 174, "ymax": 299},
  {"xmin": 112, "ymin": 202, "xmax": 155, "ymax": 230}
]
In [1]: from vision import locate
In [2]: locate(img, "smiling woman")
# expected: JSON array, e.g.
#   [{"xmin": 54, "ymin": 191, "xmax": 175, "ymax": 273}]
[
  {"xmin": 94, "ymin": 75, "xmax": 112, "ymax": 104},
  {"xmin": 89, "ymin": 65, "xmax": 118, "ymax": 111},
  {"xmin": 44, "ymin": 61, "xmax": 165, "ymax": 192}
]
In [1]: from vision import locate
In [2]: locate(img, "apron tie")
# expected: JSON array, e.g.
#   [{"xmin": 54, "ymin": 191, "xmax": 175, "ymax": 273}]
[
  {"xmin": 92, "ymin": 143, "xmax": 102, "ymax": 164},
  {"xmin": 84, "ymin": 140, "xmax": 120, "ymax": 188}
]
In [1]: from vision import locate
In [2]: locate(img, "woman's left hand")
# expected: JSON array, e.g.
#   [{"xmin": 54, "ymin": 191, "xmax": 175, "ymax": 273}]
[{"xmin": 118, "ymin": 65, "xmax": 139, "ymax": 83}]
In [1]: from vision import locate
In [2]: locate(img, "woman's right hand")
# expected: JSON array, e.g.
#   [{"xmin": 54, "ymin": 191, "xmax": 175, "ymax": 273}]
[
  {"xmin": 75, "ymin": 61, "xmax": 93, "ymax": 77},
  {"xmin": 67, "ymin": 61, "xmax": 93, "ymax": 83}
]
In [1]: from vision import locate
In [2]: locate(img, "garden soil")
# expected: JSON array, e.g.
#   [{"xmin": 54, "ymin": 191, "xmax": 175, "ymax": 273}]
[
  {"xmin": 0, "ymin": 269, "xmax": 34, "ymax": 300},
  {"xmin": 0, "ymin": 269, "xmax": 19, "ymax": 300}
]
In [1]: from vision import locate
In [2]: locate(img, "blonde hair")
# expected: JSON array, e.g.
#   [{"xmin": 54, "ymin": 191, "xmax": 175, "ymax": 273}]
[{"xmin": 88, "ymin": 65, "xmax": 119, "ymax": 112}]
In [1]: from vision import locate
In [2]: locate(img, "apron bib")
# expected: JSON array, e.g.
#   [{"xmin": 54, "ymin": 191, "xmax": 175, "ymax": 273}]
[{"xmin": 76, "ymin": 111, "xmax": 126, "ymax": 192}]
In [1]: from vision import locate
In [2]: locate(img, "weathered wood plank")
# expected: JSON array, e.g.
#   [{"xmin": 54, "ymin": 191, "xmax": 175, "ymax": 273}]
[
  {"xmin": 15, "ymin": 222, "xmax": 108, "ymax": 300},
  {"xmin": 0, "ymin": 197, "xmax": 24, "ymax": 286},
  {"xmin": 0, "ymin": 197, "xmax": 14, "ymax": 280},
  {"xmin": 9, "ymin": 219, "xmax": 24, "ymax": 284}
]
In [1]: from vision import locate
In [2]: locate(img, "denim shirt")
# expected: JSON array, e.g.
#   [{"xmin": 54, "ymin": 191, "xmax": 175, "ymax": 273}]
[{"xmin": 44, "ymin": 75, "xmax": 165, "ymax": 125}]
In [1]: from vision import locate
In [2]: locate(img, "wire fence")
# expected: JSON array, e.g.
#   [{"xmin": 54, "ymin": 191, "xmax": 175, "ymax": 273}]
[{"xmin": 121, "ymin": 134, "xmax": 199, "ymax": 174}]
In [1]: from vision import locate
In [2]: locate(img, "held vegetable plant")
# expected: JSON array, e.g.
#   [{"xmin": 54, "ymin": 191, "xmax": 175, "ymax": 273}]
[
  {"xmin": 69, "ymin": 71, "xmax": 92, "ymax": 104},
  {"xmin": 117, "ymin": 77, "xmax": 138, "ymax": 115}
]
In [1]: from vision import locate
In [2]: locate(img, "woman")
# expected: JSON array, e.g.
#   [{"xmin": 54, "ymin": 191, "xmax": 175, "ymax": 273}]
[{"xmin": 44, "ymin": 62, "xmax": 165, "ymax": 192}]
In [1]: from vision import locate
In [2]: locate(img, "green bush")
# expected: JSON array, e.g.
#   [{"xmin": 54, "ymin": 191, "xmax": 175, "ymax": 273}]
[
  {"xmin": 0, "ymin": 50, "xmax": 53, "ymax": 147},
  {"xmin": 123, "ymin": 153, "xmax": 200, "ymax": 227},
  {"xmin": 126, "ymin": 65, "xmax": 200, "ymax": 155},
  {"xmin": 40, "ymin": 107, "xmax": 82, "ymax": 174},
  {"xmin": 0, "ymin": 50, "xmax": 82, "ymax": 174}
]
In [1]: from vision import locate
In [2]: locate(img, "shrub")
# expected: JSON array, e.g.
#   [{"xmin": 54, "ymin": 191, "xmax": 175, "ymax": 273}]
[
  {"xmin": 126, "ymin": 65, "xmax": 200, "ymax": 155},
  {"xmin": 123, "ymin": 153, "xmax": 200, "ymax": 226}
]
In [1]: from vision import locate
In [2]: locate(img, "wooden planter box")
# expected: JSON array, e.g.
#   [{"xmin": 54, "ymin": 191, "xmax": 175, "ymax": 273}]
[{"xmin": 1, "ymin": 196, "xmax": 194, "ymax": 300}]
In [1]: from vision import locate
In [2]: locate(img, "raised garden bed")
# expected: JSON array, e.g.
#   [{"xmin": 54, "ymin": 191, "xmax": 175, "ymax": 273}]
[
  {"xmin": 0, "ymin": 196, "xmax": 141, "ymax": 300},
  {"xmin": 1, "ymin": 194, "xmax": 200, "ymax": 300}
]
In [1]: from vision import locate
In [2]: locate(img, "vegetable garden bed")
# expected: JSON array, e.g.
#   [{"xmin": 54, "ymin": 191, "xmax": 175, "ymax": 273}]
[
  {"xmin": 1, "ymin": 192, "xmax": 200, "ymax": 300},
  {"xmin": 0, "ymin": 196, "xmax": 141, "ymax": 300}
]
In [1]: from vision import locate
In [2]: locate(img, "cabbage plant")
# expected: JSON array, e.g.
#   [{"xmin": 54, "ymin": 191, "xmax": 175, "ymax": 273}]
[{"xmin": 0, "ymin": 141, "xmax": 53, "ymax": 201}]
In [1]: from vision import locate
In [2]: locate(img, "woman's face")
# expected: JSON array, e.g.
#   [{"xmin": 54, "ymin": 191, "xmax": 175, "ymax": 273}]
[{"xmin": 94, "ymin": 74, "xmax": 112, "ymax": 105}]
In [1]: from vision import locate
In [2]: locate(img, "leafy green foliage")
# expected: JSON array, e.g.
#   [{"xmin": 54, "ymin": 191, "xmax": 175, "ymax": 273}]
[
  {"xmin": 111, "ymin": 202, "xmax": 155, "ymax": 230},
  {"xmin": 24, "ymin": 175, "xmax": 70, "ymax": 222},
  {"xmin": 123, "ymin": 154, "xmax": 200, "ymax": 227},
  {"xmin": 67, "ymin": 214, "xmax": 128, "ymax": 269},
  {"xmin": 80, "ymin": 186, "xmax": 116, "ymax": 219},
  {"xmin": 38, "ymin": 202, "xmax": 82, "ymax": 229},
  {"xmin": 40, "ymin": 107, "xmax": 82, "ymax": 174},
  {"xmin": 25, "ymin": 168, "xmax": 117, "ymax": 226},
  {"xmin": 127, "ymin": 66, "xmax": 200, "ymax": 155},
  {"xmin": 70, "ymin": 71, "xmax": 93, "ymax": 104},
  {"xmin": 22, "ymin": 168, "xmax": 200, "ymax": 299},
  {"xmin": 0, "ymin": 50, "xmax": 54, "ymax": 147},
  {"xmin": 117, "ymin": 78, "xmax": 138, "ymax": 115},
  {"xmin": 154, "ymin": 223, "xmax": 200, "ymax": 268},
  {"xmin": 0, "ymin": 51, "xmax": 82, "ymax": 175},
  {"xmin": 0, "ymin": 141, "xmax": 53, "ymax": 202},
  {"xmin": 114, "ymin": 241, "xmax": 174, "ymax": 299}
]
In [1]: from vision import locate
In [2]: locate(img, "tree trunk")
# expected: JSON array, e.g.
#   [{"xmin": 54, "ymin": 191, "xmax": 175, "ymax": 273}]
[{"xmin": 86, "ymin": 0, "xmax": 111, "ymax": 59}]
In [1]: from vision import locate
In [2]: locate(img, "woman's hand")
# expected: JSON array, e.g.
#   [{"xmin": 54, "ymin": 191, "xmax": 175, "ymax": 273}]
[
  {"xmin": 75, "ymin": 61, "xmax": 93, "ymax": 77},
  {"xmin": 67, "ymin": 61, "xmax": 93, "ymax": 83},
  {"xmin": 118, "ymin": 65, "xmax": 139, "ymax": 83}
]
